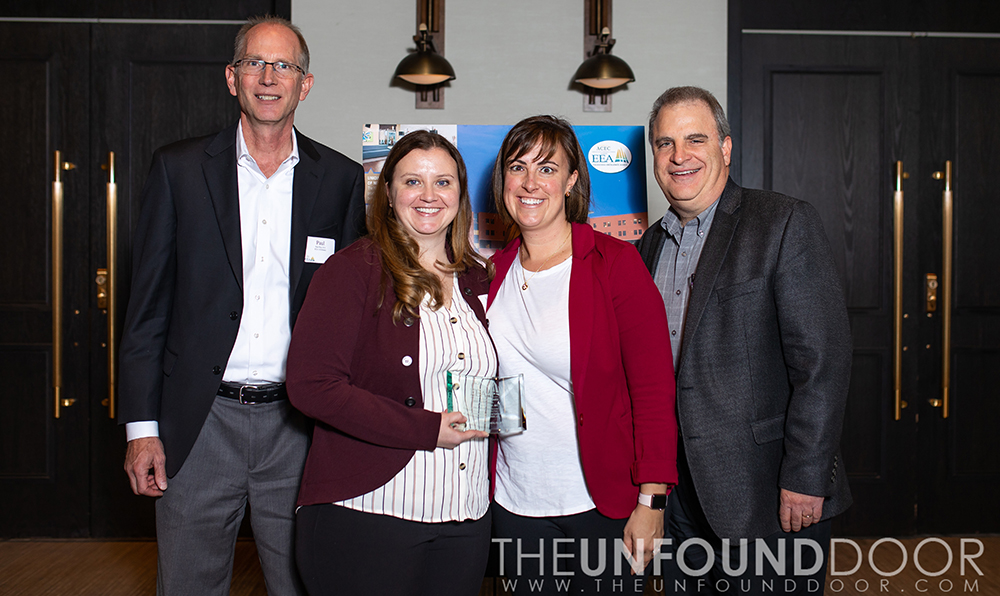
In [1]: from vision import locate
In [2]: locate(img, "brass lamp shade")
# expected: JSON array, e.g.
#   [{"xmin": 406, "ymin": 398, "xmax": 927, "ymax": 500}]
[
  {"xmin": 394, "ymin": 50, "xmax": 456, "ymax": 86},
  {"xmin": 573, "ymin": 53, "xmax": 635, "ymax": 89}
]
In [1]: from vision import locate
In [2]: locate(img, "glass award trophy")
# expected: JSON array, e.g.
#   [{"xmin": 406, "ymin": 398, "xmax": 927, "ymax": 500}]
[{"xmin": 446, "ymin": 372, "xmax": 526, "ymax": 435}]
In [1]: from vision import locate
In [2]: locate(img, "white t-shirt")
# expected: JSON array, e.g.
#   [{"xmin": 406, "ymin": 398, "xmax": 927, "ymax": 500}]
[{"xmin": 488, "ymin": 256, "xmax": 596, "ymax": 517}]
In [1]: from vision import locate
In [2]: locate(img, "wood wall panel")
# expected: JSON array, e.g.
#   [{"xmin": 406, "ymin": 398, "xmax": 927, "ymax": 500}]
[
  {"xmin": 768, "ymin": 70, "xmax": 884, "ymax": 311},
  {"xmin": 1, "ymin": 61, "xmax": 50, "ymax": 306},
  {"xmin": 841, "ymin": 352, "xmax": 885, "ymax": 478},
  {"xmin": 740, "ymin": 0, "xmax": 1000, "ymax": 33},
  {"xmin": 127, "ymin": 60, "xmax": 240, "ymax": 208},
  {"xmin": 0, "ymin": 349, "xmax": 50, "ymax": 477},
  {"xmin": 951, "ymin": 351, "xmax": 1000, "ymax": 476},
  {"xmin": 954, "ymin": 73, "xmax": 1000, "ymax": 310},
  {"xmin": 1, "ymin": 0, "xmax": 289, "ymax": 20}
]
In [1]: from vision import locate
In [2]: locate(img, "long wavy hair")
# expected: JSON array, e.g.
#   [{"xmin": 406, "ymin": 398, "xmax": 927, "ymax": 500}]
[{"xmin": 368, "ymin": 130, "xmax": 493, "ymax": 322}]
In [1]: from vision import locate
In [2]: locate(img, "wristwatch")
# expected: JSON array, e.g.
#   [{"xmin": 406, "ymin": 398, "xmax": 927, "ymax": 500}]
[{"xmin": 638, "ymin": 492, "xmax": 668, "ymax": 510}]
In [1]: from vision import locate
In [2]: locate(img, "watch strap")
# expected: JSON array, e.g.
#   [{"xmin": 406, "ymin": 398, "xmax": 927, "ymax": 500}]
[{"xmin": 638, "ymin": 492, "xmax": 668, "ymax": 510}]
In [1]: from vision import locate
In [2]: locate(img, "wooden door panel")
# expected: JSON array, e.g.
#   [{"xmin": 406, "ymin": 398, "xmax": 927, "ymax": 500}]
[
  {"xmin": 0, "ymin": 23, "xmax": 92, "ymax": 537},
  {"xmin": 954, "ymin": 72, "xmax": 1000, "ymax": 309},
  {"xmin": 2, "ymin": 0, "xmax": 287, "ymax": 20},
  {"xmin": 768, "ymin": 70, "xmax": 884, "ymax": 311},
  {"xmin": 950, "ymin": 353, "xmax": 1000, "ymax": 475},
  {"xmin": 917, "ymin": 38, "xmax": 1000, "ymax": 533},
  {"xmin": 2, "ymin": 60, "xmax": 50, "ymax": 304},
  {"xmin": 0, "ymin": 350, "xmax": 50, "ymax": 476},
  {"xmin": 125, "ymin": 58, "xmax": 242, "ymax": 235},
  {"xmin": 840, "ymin": 352, "xmax": 887, "ymax": 479}
]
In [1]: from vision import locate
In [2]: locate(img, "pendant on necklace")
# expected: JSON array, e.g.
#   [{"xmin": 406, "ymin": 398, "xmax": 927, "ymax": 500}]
[{"xmin": 521, "ymin": 282, "xmax": 529, "ymax": 291}]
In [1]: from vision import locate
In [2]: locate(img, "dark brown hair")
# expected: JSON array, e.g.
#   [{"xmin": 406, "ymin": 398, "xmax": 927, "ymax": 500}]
[
  {"xmin": 648, "ymin": 86, "xmax": 730, "ymax": 146},
  {"xmin": 491, "ymin": 115, "xmax": 591, "ymax": 239},
  {"xmin": 368, "ymin": 130, "xmax": 492, "ymax": 321}
]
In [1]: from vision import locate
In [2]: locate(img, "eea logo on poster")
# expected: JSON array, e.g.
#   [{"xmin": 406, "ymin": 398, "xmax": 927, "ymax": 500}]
[{"xmin": 588, "ymin": 141, "xmax": 631, "ymax": 174}]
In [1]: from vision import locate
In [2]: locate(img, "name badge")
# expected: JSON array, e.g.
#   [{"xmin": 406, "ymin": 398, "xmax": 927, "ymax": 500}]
[{"xmin": 304, "ymin": 236, "xmax": 335, "ymax": 263}]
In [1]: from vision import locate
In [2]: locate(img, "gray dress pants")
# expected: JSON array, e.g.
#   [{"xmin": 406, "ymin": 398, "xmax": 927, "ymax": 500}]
[{"xmin": 155, "ymin": 395, "xmax": 308, "ymax": 596}]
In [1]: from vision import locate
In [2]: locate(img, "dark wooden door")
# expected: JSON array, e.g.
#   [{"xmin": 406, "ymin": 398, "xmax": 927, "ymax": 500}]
[
  {"xmin": 0, "ymin": 22, "xmax": 93, "ymax": 537},
  {"xmin": 0, "ymin": 20, "xmax": 239, "ymax": 538},
  {"xmin": 914, "ymin": 37, "xmax": 1000, "ymax": 534},
  {"xmin": 741, "ymin": 32, "xmax": 1000, "ymax": 536}
]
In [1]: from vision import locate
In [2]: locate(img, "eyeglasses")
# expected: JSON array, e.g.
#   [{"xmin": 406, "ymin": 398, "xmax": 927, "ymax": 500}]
[{"xmin": 233, "ymin": 59, "xmax": 305, "ymax": 78}]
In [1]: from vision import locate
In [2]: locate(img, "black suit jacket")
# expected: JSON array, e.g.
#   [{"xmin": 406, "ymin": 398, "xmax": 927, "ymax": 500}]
[
  {"xmin": 118, "ymin": 122, "xmax": 366, "ymax": 477},
  {"xmin": 636, "ymin": 178, "xmax": 852, "ymax": 539}
]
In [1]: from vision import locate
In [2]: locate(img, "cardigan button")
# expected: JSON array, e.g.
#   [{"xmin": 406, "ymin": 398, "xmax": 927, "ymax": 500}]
[
  {"xmin": 229, "ymin": 311, "xmax": 239, "ymax": 320},
  {"xmin": 405, "ymin": 397, "xmax": 416, "ymax": 407},
  {"xmin": 463, "ymin": 287, "xmax": 473, "ymax": 296},
  {"xmin": 402, "ymin": 355, "xmax": 413, "ymax": 366},
  {"xmin": 403, "ymin": 317, "xmax": 415, "ymax": 327},
  {"xmin": 212, "ymin": 366, "xmax": 222, "ymax": 375}
]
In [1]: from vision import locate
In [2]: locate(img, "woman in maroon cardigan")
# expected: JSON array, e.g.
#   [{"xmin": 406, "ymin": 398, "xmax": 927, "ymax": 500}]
[
  {"xmin": 486, "ymin": 116, "xmax": 678, "ymax": 594},
  {"xmin": 286, "ymin": 130, "xmax": 496, "ymax": 596}
]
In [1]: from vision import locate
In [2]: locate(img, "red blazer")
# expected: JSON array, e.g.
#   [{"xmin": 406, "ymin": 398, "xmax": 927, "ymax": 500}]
[
  {"xmin": 487, "ymin": 223, "xmax": 678, "ymax": 519},
  {"xmin": 287, "ymin": 238, "xmax": 496, "ymax": 507}
]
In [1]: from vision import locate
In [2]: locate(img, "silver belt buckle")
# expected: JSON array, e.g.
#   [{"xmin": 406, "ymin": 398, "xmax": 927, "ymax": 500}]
[{"xmin": 238, "ymin": 384, "xmax": 258, "ymax": 405}]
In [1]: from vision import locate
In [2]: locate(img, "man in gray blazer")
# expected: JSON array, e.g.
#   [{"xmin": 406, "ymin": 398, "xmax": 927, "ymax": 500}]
[
  {"xmin": 119, "ymin": 16, "xmax": 365, "ymax": 595},
  {"xmin": 636, "ymin": 86, "xmax": 852, "ymax": 595}
]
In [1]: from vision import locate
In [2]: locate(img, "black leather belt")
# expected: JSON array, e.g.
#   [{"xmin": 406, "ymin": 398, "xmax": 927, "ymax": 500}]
[{"xmin": 217, "ymin": 381, "xmax": 287, "ymax": 404}]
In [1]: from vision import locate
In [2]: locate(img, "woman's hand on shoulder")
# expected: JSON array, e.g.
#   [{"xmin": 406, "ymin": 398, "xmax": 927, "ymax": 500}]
[{"xmin": 436, "ymin": 411, "xmax": 488, "ymax": 448}]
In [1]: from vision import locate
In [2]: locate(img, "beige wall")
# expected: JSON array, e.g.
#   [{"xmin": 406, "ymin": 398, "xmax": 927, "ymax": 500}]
[{"xmin": 293, "ymin": 0, "xmax": 728, "ymax": 222}]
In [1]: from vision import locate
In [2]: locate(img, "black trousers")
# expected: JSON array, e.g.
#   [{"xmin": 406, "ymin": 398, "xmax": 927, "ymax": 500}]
[
  {"xmin": 296, "ymin": 503, "xmax": 491, "ymax": 596},
  {"xmin": 492, "ymin": 503, "xmax": 648, "ymax": 595},
  {"xmin": 657, "ymin": 454, "xmax": 832, "ymax": 596}
]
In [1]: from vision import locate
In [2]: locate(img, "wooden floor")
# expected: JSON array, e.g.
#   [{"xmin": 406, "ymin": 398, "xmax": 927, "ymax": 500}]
[
  {"xmin": 0, "ymin": 539, "xmax": 267, "ymax": 596},
  {"xmin": 1, "ymin": 536, "xmax": 997, "ymax": 595}
]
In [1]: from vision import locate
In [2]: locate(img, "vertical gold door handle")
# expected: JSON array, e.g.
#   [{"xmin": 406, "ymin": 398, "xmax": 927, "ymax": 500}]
[
  {"xmin": 52, "ymin": 152, "xmax": 76, "ymax": 418},
  {"xmin": 102, "ymin": 152, "xmax": 118, "ymax": 419},
  {"xmin": 932, "ymin": 161, "xmax": 952, "ymax": 419},
  {"xmin": 893, "ymin": 161, "xmax": 908, "ymax": 420}
]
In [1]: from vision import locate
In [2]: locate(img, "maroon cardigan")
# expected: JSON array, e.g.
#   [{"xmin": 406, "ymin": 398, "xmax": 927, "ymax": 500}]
[
  {"xmin": 287, "ymin": 238, "xmax": 495, "ymax": 507},
  {"xmin": 487, "ymin": 223, "xmax": 679, "ymax": 519}
]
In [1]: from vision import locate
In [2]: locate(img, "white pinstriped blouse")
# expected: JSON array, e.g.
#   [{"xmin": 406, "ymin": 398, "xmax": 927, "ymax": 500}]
[{"xmin": 333, "ymin": 277, "xmax": 495, "ymax": 523}]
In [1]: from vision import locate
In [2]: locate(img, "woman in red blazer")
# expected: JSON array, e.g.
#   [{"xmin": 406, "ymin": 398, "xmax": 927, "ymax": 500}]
[{"xmin": 486, "ymin": 116, "xmax": 678, "ymax": 595}]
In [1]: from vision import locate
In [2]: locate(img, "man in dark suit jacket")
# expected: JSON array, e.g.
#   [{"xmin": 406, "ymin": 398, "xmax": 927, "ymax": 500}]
[
  {"xmin": 635, "ymin": 86, "xmax": 852, "ymax": 595},
  {"xmin": 118, "ymin": 16, "xmax": 365, "ymax": 595}
]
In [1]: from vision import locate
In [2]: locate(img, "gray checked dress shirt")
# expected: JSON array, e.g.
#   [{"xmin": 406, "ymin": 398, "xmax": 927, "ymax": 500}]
[{"xmin": 652, "ymin": 199, "xmax": 720, "ymax": 370}]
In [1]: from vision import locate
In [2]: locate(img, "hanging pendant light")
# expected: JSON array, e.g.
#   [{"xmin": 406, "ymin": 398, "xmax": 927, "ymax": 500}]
[
  {"xmin": 394, "ymin": 23, "xmax": 455, "ymax": 86},
  {"xmin": 573, "ymin": 27, "xmax": 635, "ymax": 90},
  {"xmin": 394, "ymin": 0, "xmax": 454, "ymax": 108}
]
